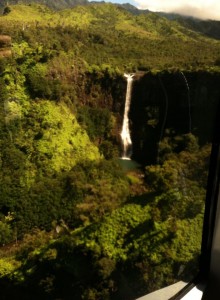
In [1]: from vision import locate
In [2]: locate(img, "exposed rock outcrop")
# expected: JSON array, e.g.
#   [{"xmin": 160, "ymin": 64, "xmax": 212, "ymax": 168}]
[{"xmin": 0, "ymin": 35, "xmax": 11, "ymax": 57}]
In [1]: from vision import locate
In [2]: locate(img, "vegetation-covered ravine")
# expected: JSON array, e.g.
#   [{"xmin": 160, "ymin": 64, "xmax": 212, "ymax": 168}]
[{"xmin": 0, "ymin": 2, "xmax": 219, "ymax": 299}]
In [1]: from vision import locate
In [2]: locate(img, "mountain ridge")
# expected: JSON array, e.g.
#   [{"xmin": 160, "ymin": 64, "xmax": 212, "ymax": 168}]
[
  {"xmin": 0, "ymin": 0, "xmax": 89, "ymax": 11},
  {"xmin": 1, "ymin": 0, "xmax": 220, "ymax": 41}
]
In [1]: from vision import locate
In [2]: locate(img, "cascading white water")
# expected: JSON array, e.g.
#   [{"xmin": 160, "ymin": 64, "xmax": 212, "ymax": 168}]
[{"xmin": 120, "ymin": 73, "xmax": 134, "ymax": 159}]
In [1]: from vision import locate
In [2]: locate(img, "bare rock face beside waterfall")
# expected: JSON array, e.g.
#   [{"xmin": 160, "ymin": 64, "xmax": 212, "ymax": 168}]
[
  {"xmin": 0, "ymin": 35, "xmax": 12, "ymax": 57},
  {"xmin": 129, "ymin": 72, "xmax": 220, "ymax": 165}
]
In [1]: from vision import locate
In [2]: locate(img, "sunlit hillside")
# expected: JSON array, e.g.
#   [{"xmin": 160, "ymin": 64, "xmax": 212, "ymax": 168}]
[{"xmin": 1, "ymin": 3, "xmax": 220, "ymax": 71}]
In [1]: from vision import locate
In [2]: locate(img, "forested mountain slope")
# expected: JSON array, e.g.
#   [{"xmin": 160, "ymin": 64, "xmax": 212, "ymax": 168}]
[
  {"xmin": 176, "ymin": 17, "xmax": 220, "ymax": 40},
  {"xmin": 1, "ymin": 3, "xmax": 220, "ymax": 71},
  {"xmin": 0, "ymin": 3, "xmax": 219, "ymax": 300},
  {"xmin": 2, "ymin": 0, "xmax": 220, "ymax": 41}
]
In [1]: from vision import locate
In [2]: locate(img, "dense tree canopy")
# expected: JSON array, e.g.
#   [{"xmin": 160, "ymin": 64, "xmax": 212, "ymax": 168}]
[{"xmin": 0, "ymin": 2, "xmax": 219, "ymax": 299}]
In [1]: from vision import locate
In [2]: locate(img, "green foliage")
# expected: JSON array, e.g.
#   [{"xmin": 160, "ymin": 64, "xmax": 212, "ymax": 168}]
[
  {"xmin": 146, "ymin": 133, "xmax": 208, "ymax": 220},
  {"xmin": 77, "ymin": 106, "xmax": 113, "ymax": 142},
  {"xmin": 0, "ymin": 258, "xmax": 20, "ymax": 278},
  {"xmin": 0, "ymin": 220, "xmax": 14, "ymax": 245},
  {"xmin": 3, "ymin": 6, "xmax": 11, "ymax": 16},
  {"xmin": 0, "ymin": 3, "xmax": 220, "ymax": 71},
  {"xmin": 67, "ymin": 159, "xmax": 129, "ymax": 224},
  {"xmin": 0, "ymin": 3, "xmax": 217, "ymax": 299},
  {"xmin": 26, "ymin": 63, "xmax": 61, "ymax": 100},
  {"xmin": 17, "ymin": 228, "xmax": 53, "ymax": 259},
  {"xmin": 0, "ymin": 196, "xmax": 203, "ymax": 298},
  {"xmin": 0, "ymin": 55, "xmax": 101, "ymax": 235}
]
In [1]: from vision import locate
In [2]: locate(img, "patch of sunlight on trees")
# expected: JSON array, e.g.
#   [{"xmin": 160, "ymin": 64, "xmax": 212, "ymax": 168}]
[
  {"xmin": 34, "ymin": 101, "xmax": 100, "ymax": 172},
  {"xmin": 0, "ymin": 258, "xmax": 21, "ymax": 278}
]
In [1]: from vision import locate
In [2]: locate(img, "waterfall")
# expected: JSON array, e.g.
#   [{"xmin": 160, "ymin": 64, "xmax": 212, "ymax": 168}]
[{"xmin": 120, "ymin": 73, "xmax": 134, "ymax": 159}]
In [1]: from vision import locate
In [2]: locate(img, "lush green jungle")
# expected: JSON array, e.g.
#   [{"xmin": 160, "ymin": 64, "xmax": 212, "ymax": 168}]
[{"xmin": 0, "ymin": 2, "xmax": 220, "ymax": 299}]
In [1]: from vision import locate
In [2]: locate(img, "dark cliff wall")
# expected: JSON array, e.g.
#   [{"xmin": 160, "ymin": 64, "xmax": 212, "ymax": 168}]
[{"xmin": 129, "ymin": 72, "xmax": 220, "ymax": 165}]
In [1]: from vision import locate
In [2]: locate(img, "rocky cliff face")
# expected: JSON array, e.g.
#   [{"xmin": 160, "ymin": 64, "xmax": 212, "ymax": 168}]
[
  {"xmin": 129, "ymin": 71, "xmax": 220, "ymax": 164},
  {"xmin": 0, "ymin": 35, "xmax": 11, "ymax": 57}
]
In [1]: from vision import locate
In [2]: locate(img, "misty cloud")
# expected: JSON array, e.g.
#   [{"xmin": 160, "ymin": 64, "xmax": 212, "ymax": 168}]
[{"xmin": 133, "ymin": 0, "xmax": 220, "ymax": 20}]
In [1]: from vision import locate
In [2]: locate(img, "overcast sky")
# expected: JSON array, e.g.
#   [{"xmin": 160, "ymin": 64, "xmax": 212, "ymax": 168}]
[{"xmin": 93, "ymin": 0, "xmax": 220, "ymax": 20}]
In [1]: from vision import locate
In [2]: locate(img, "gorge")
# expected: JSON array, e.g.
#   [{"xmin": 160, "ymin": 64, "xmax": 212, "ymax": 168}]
[
  {"xmin": 124, "ymin": 71, "xmax": 220, "ymax": 165},
  {"xmin": 0, "ymin": 2, "xmax": 220, "ymax": 300}
]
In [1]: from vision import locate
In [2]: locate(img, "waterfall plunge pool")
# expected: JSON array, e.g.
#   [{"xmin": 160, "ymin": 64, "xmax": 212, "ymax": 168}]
[{"xmin": 117, "ymin": 158, "xmax": 141, "ymax": 172}]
